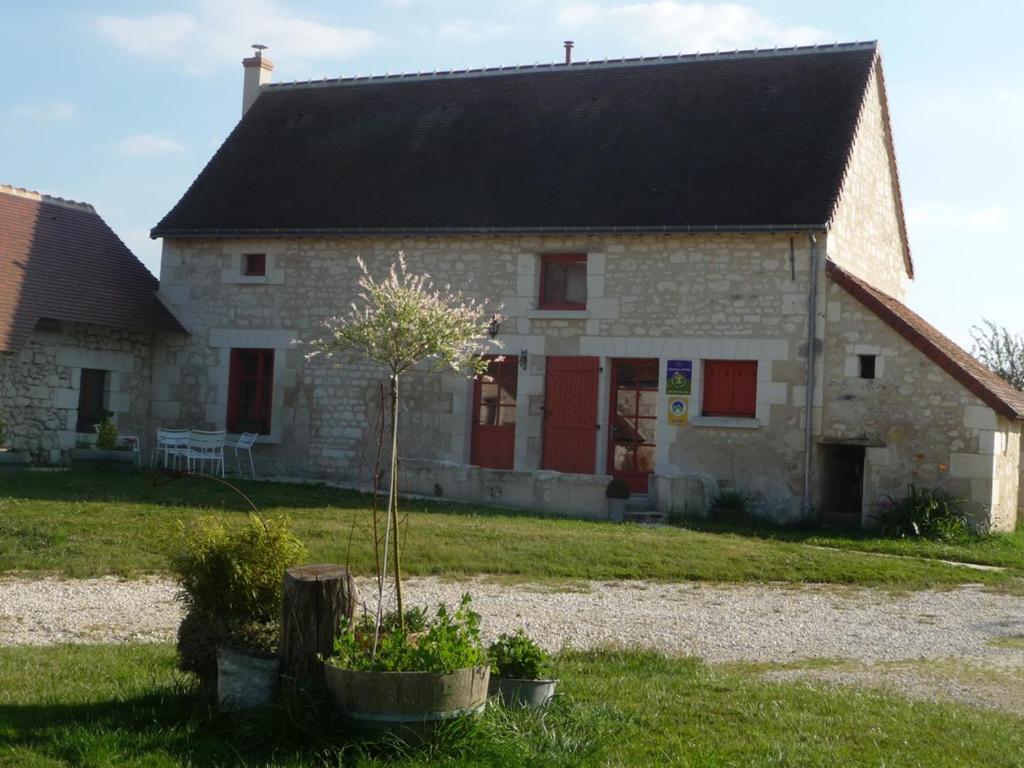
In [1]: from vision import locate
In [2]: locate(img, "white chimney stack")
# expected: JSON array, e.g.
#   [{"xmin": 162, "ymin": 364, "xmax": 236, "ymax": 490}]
[{"xmin": 242, "ymin": 44, "xmax": 273, "ymax": 115}]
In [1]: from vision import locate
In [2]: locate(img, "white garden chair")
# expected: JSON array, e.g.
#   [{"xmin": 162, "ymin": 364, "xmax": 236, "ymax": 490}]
[
  {"xmin": 151, "ymin": 428, "xmax": 190, "ymax": 469},
  {"xmin": 186, "ymin": 430, "xmax": 226, "ymax": 477},
  {"xmin": 225, "ymin": 432, "xmax": 259, "ymax": 478}
]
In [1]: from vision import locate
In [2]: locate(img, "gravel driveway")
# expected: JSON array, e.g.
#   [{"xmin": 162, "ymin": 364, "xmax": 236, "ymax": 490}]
[{"xmin": 3, "ymin": 576, "xmax": 1023, "ymax": 711}]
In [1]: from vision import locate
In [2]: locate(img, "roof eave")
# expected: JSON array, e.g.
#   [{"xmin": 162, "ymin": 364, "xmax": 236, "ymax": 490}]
[
  {"xmin": 826, "ymin": 261, "xmax": 1023, "ymax": 420},
  {"xmin": 150, "ymin": 223, "xmax": 829, "ymax": 239}
]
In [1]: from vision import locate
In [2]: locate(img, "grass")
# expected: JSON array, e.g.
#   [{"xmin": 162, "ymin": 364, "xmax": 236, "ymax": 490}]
[
  {"xmin": 2, "ymin": 643, "xmax": 1023, "ymax": 767},
  {"xmin": 1, "ymin": 470, "xmax": 1023, "ymax": 591},
  {"xmin": 676, "ymin": 514, "xmax": 1024, "ymax": 570}
]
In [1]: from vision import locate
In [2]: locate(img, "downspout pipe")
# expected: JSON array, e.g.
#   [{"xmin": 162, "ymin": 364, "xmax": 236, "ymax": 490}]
[{"xmin": 802, "ymin": 231, "xmax": 819, "ymax": 516}]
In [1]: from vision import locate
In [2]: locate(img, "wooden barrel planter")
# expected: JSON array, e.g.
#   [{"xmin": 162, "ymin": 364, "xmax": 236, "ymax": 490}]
[{"xmin": 323, "ymin": 664, "xmax": 490, "ymax": 741}]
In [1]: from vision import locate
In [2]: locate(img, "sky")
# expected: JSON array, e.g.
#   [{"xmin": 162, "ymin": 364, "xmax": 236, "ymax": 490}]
[{"xmin": 1, "ymin": 0, "xmax": 1021, "ymax": 348}]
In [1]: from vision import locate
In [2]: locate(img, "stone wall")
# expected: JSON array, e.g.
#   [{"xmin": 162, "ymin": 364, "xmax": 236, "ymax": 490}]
[
  {"xmin": 821, "ymin": 282, "xmax": 1018, "ymax": 531},
  {"xmin": 155, "ymin": 233, "xmax": 823, "ymax": 519},
  {"xmin": 0, "ymin": 322, "xmax": 154, "ymax": 463},
  {"xmin": 827, "ymin": 64, "xmax": 910, "ymax": 300}
]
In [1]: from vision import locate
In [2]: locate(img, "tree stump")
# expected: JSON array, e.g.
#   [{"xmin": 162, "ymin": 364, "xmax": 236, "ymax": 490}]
[{"xmin": 279, "ymin": 564, "xmax": 358, "ymax": 690}]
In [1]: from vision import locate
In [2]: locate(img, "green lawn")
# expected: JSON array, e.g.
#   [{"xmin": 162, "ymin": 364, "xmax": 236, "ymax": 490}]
[
  {"xmin": 1, "ymin": 470, "xmax": 1023, "ymax": 591},
  {"xmin": 678, "ymin": 515, "xmax": 1024, "ymax": 569},
  {"xmin": 1, "ymin": 643, "xmax": 1022, "ymax": 767}
]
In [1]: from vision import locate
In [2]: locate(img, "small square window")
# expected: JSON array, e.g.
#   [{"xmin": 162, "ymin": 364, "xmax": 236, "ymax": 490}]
[
  {"xmin": 243, "ymin": 253, "xmax": 266, "ymax": 277},
  {"xmin": 859, "ymin": 354, "xmax": 877, "ymax": 380},
  {"xmin": 539, "ymin": 253, "xmax": 587, "ymax": 310}
]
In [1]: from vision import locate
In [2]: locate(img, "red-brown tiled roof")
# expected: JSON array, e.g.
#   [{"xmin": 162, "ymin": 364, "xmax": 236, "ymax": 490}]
[
  {"xmin": 827, "ymin": 260, "xmax": 1024, "ymax": 420},
  {"xmin": 0, "ymin": 186, "xmax": 185, "ymax": 351}
]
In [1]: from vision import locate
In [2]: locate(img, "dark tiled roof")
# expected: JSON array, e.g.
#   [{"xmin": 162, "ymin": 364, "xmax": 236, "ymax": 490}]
[
  {"xmin": 0, "ymin": 187, "xmax": 186, "ymax": 351},
  {"xmin": 827, "ymin": 261, "xmax": 1024, "ymax": 420},
  {"xmin": 154, "ymin": 43, "xmax": 879, "ymax": 237}
]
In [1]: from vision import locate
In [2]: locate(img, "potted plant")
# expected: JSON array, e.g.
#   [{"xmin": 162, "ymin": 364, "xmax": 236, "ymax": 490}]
[
  {"xmin": 310, "ymin": 255, "xmax": 496, "ymax": 740},
  {"xmin": 68, "ymin": 414, "xmax": 137, "ymax": 473},
  {"xmin": 606, "ymin": 478, "xmax": 631, "ymax": 522},
  {"xmin": 169, "ymin": 514, "xmax": 307, "ymax": 709},
  {"xmin": 324, "ymin": 594, "xmax": 490, "ymax": 740},
  {"xmin": 0, "ymin": 413, "xmax": 31, "ymax": 473},
  {"xmin": 488, "ymin": 629, "xmax": 558, "ymax": 708}
]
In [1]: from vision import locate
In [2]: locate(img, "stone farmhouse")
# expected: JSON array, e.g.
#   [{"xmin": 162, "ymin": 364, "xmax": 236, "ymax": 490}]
[
  {"xmin": 3, "ymin": 41, "xmax": 1022, "ymax": 531},
  {"xmin": 0, "ymin": 186, "xmax": 184, "ymax": 463}
]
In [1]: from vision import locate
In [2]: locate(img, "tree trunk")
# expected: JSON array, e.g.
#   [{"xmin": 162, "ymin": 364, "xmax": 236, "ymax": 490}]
[
  {"xmin": 279, "ymin": 564, "xmax": 358, "ymax": 690},
  {"xmin": 390, "ymin": 374, "xmax": 404, "ymax": 628}
]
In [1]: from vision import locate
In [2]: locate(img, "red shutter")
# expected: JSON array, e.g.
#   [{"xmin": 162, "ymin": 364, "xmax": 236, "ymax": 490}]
[
  {"xmin": 542, "ymin": 356, "xmax": 599, "ymax": 473},
  {"xmin": 733, "ymin": 361, "xmax": 757, "ymax": 416},
  {"xmin": 226, "ymin": 349, "xmax": 274, "ymax": 434},
  {"xmin": 703, "ymin": 360, "xmax": 757, "ymax": 417}
]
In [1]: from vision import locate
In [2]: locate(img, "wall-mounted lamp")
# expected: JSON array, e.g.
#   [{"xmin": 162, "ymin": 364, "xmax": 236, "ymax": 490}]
[
  {"xmin": 520, "ymin": 349, "xmax": 528, "ymax": 370},
  {"xmin": 488, "ymin": 312, "xmax": 503, "ymax": 338}
]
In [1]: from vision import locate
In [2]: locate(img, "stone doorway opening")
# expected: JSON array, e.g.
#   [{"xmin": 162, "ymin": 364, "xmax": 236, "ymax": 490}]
[{"xmin": 820, "ymin": 444, "xmax": 865, "ymax": 525}]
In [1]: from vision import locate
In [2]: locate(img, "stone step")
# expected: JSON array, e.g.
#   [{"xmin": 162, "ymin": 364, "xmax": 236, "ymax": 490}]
[{"xmin": 626, "ymin": 494, "xmax": 651, "ymax": 510}]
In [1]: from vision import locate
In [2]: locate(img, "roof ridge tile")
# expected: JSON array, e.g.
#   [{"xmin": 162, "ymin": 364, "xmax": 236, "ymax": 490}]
[{"xmin": 265, "ymin": 40, "xmax": 879, "ymax": 91}]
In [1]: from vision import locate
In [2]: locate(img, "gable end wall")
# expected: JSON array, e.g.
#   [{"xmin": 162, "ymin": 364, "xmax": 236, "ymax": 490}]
[
  {"xmin": 827, "ymin": 64, "xmax": 910, "ymax": 300},
  {"xmin": 823, "ymin": 282, "xmax": 1019, "ymax": 531}
]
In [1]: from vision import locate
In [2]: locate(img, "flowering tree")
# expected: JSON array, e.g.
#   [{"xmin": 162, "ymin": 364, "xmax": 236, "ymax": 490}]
[{"xmin": 310, "ymin": 253, "xmax": 496, "ymax": 635}]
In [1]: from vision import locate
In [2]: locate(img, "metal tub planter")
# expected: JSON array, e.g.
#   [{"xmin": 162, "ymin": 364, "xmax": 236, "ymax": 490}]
[
  {"xmin": 217, "ymin": 646, "xmax": 280, "ymax": 710},
  {"xmin": 68, "ymin": 448, "xmax": 137, "ymax": 473},
  {"xmin": 491, "ymin": 676, "xmax": 559, "ymax": 708},
  {"xmin": 324, "ymin": 664, "xmax": 490, "ymax": 741}
]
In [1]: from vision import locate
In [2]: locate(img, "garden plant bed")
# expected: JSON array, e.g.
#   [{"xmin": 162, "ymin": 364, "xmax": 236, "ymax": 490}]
[{"xmin": 1, "ymin": 643, "xmax": 1023, "ymax": 766}]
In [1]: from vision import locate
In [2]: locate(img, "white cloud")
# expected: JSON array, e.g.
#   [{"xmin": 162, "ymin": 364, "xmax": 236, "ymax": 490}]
[
  {"xmin": 12, "ymin": 101, "xmax": 77, "ymax": 123},
  {"xmin": 94, "ymin": 0, "xmax": 379, "ymax": 75},
  {"xmin": 438, "ymin": 19, "xmax": 516, "ymax": 42},
  {"xmin": 117, "ymin": 134, "xmax": 187, "ymax": 157},
  {"xmin": 558, "ymin": 2, "xmax": 828, "ymax": 53}
]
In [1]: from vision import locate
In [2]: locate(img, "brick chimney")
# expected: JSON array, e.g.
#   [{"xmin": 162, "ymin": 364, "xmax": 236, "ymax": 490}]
[{"xmin": 242, "ymin": 44, "xmax": 273, "ymax": 115}]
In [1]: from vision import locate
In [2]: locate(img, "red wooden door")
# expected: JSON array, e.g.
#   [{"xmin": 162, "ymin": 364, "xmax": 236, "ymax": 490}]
[
  {"xmin": 542, "ymin": 356, "xmax": 599, "ymax": 474},
  {"xmin": 471, "ymin": 355, "xmax": 518, "ymax": 469},
  {"xmin": 607, "ymin": 359, "xmax": 658, "ymax": 493}
]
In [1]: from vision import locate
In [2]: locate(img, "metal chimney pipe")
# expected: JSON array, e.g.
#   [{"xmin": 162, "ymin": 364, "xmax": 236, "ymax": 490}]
[{"xmin": 564, "ymin": 40, "xmax": 574, "ymax": 65}]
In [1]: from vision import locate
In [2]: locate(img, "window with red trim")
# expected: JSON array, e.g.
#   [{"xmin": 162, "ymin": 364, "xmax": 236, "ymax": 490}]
[
  {"xmin": 76, "ymin": 368, "xmax": 108, "ymax": 433},
  {"xmin": 227, "ymin": 349, "xmax": 274, "ymax": 434},
  {"xmin": 243, "ymin": 253, "xmax": 266, "ymax": 276},
  {"xmin": 702, "ymin": 360, "xmax": 757, "ymax": 417},
  {"xmin": 539, "ymin": 253, "xmax": 587, "ymax": 309}
]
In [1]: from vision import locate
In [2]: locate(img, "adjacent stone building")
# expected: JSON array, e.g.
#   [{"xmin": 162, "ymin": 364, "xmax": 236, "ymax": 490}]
[{"xmin": 0, "ymin": 186, "xmax": 184, "ymax": 462}]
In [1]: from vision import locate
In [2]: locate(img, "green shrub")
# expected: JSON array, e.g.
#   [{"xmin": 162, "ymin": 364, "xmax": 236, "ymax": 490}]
[
  {"xmin": 329, "ymin": 593, "xmax": 485, "ymax": 673},
  {"xmin": 0, "ymin": 412, "xmax": 6, "ymax": 448},
  {"xmin": 168, "ymin": 514, "xmax": 307, "ymax": 680},
  {"xmin": 169, "ymin": 514, "xmax": 307, "ymax": 620},
  {"xmin": 489, "ymin": 629, "xmax": 550, "ymax": 680},
  {"xmin": 95, "ymin": 416, "xmax": 118, "ymax": 450},
  {"xmin": 708, "ymin": 488, "xmax": 752, "ymax": 523},
  {"xmin": 876, "ymin": 484, "xmax": 970, "ymax": 541}
]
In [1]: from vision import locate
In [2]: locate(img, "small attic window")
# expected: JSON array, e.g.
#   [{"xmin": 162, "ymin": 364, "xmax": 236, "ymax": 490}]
[
  {"xmin": 243, "ymin": 253, "xmax": 266, "ymax": 277},
  {"xmin": 859, "ymin": 354, "xmax": 877, "ymax": 380}
]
